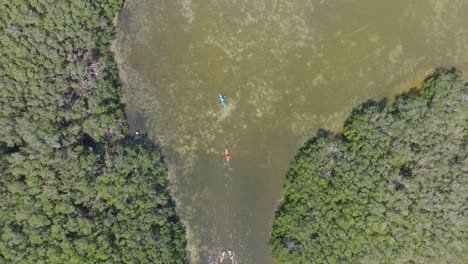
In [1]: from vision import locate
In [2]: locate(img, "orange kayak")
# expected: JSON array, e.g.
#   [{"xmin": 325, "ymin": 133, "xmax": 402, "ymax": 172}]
[{"xmin": 224, "ymin": 146, "xmax": 231, "ymax": 161}]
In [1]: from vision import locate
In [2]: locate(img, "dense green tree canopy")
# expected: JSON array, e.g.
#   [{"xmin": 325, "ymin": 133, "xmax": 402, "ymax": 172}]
[
  {"xmin": 0, "ymin": 0, "xmax": 186, "ymax": 263},
  {"xmin": 271, "ymin": 69, "xmax": 467, "ymax": 263}
]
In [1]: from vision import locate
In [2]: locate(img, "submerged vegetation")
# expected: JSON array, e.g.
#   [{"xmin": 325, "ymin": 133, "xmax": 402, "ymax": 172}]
[
  {"xmin": 271, "ymin": 69, "xmax": 467, "ymax": 263},
  {"xmin": 0, "ymin": 0, "xmax": 186, "ymax": 262}
]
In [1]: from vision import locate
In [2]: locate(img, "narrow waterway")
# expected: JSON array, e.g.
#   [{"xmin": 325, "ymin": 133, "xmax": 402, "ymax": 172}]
[{"xmin": 113, "ymin": 0, "xmax": 468, "ymax": 263}]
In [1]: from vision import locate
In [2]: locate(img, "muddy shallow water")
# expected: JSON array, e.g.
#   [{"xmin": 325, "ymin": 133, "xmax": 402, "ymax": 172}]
[{"xmin": 113, "ymin": 0, "xmax": 468, "ymax": 263}]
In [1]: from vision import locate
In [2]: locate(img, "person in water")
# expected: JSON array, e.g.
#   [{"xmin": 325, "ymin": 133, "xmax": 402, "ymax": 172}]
[
  {"xmin": 219, "ymin": 249, "xmax": 234, "ymax": 263},
  {"xmin": 220, "ymin": 251, "xmax": 226, "ymax": 262}
]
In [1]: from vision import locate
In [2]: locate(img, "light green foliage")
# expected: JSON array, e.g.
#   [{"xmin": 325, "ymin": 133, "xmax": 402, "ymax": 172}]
[
  {"xmin": 0, "ymin": 1, "xmax": 186, "ymax": 263},
  {"xmin": 270, "ymin": 69, "xmax": 467, "ymax": 263}
]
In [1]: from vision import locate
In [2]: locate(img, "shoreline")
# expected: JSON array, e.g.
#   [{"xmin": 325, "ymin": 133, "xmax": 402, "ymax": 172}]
[{"xmin": 110, "ymin": 2, "xmax": 199, "ymax": 262}]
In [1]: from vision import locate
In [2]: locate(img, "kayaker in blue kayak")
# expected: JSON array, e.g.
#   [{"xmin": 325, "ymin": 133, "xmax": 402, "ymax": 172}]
[{"xmin": 219, "ymin": 93, "xmax": 227, "ymax": 107}]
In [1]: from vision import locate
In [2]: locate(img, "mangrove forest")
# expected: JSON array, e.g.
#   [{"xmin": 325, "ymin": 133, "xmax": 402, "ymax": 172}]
[{"xmin": 0, "ymin": 1, "xmax": 186, "ymax": 263}]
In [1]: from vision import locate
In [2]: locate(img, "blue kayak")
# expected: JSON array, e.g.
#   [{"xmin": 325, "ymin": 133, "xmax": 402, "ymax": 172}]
[{"xmin": 218, "ymin": 93, "xmax": 227, "ymax": 107}]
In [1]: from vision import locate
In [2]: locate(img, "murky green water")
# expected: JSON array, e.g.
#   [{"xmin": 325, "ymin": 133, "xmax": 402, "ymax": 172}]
[{"xmin": 114, "ymin": 0, "xmax": 468, "ymax": 263}]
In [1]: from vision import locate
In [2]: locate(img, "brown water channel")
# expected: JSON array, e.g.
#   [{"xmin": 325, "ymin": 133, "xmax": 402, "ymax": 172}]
[{"xmin": 114, "ymin": 0, "xmax": 468, "ymax": 263}]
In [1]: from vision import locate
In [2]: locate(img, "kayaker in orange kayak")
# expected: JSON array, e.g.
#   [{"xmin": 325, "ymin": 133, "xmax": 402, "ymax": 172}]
[{"xmin": 224, "ymin": 146, "xmax": 231, "ymax": 161}]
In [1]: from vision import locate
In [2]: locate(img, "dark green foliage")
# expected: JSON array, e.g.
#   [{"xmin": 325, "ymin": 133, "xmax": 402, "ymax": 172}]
[
  {"xmin": 0, "ymin": 1, "xmax": 186, "ymax": 263},
  {"xmin": 95, "ymin": 0, "xmax": 125, "ymax": 20},
  {"xmin": 1, "ymin": 138, "xmax": 186, "ymax": 263},
  {"xmin": 271, "ymin": 69, "xmax": 467, "ymax": 263}
]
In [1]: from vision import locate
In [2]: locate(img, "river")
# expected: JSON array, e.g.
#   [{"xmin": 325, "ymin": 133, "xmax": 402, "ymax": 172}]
[{"xmin": 113, "ymin": 0, "xmax": 468, "ymax": 263}]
